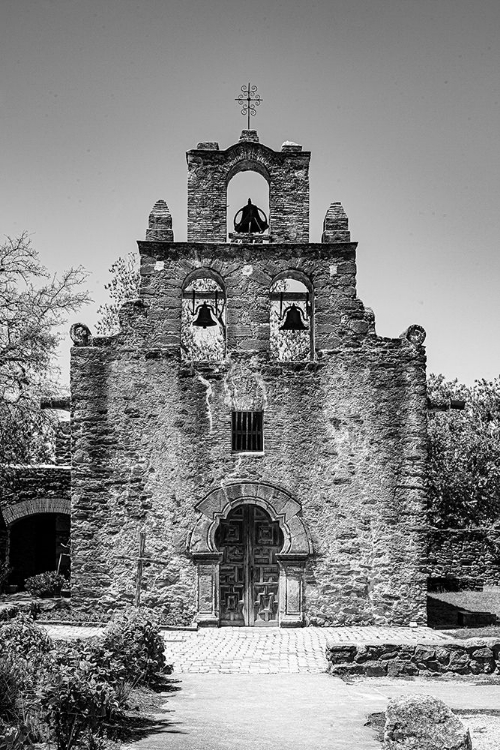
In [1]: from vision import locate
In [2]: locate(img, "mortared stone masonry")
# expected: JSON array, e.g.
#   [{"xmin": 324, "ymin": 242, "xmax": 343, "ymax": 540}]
[{"xmin": 69, "ymin": 130, "xmax": 428, "ymax": 626}]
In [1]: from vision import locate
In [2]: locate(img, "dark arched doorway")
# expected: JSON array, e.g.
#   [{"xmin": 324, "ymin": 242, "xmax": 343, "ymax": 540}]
[
  {"xmin": 215, "ymin": 505, "xmax": 283, "ymax": 627},
  {"xmin": 9, "ymin": 513, "xmax": 70, "ymax": 588}
]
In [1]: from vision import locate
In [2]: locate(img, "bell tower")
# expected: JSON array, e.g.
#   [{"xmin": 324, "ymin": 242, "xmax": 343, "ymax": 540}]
[{"xmin": 186, "ymin": 130, "xmax": 310, "ymax": 243}]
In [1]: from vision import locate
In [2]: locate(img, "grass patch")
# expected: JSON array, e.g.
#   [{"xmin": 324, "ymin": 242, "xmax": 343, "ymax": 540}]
[{"xmin": 442, "ymin": 625, "xmax": 500, "ymax": 640}]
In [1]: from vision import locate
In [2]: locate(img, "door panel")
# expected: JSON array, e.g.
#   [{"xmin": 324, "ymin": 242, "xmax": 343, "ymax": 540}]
[
  {"xmin": 252, "ymin": 508, "xmax": 280, "ymax": 626},
  {"xmin": 217, "ymin": 505, "xmax": 282, "ymax": 627},
  {"xmin": 218, "ymin": 507, "xmax": 245, "ymax": 625}
]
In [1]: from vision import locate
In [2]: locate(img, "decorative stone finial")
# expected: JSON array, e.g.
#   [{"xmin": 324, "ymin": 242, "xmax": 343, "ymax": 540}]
[
  {"xmin": 146, "ymin": 200, "xmax": 174, "ymax": 241},
  {"xmin": 321, "ymin": 202, "xmax": 350, "ymax": 243},
  {"xmin": 403, "ymin": 324, "xmax": 426, "ymax": 347},
  {"xmin": 239, "ymin": 129, "xmax": 259, "ymax": 143},
  {"xmin": 70, "ymin": 323, "xmax": 92, "ymax": 347}
]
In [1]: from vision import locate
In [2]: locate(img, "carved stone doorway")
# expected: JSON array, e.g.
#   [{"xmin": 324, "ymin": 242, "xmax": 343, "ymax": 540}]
[
  {"xmin": 216, "ymin": 505, "xmax": 283, "ymax": 627},
  {"xmin": 190, "ymin": 481, "xmax": 312, "ymax": 627}
]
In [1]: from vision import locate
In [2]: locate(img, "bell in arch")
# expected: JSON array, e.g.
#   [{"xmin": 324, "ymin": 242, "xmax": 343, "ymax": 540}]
[
  {"xmin": 193, "ymin": 302, "xmax": 217, "ymax": 328},
  {"xmin": 234, "ymin": 199, "xmax": 269, "ymax": 234},
  {"xmin": 280, "ymin": 303, "xmax": 308, "ymax": 332}
]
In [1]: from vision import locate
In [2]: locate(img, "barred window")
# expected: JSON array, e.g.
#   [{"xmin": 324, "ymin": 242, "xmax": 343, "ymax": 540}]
[{"xmin": 231, "ymin": 411, "xmax": 263, "ymax": 452}]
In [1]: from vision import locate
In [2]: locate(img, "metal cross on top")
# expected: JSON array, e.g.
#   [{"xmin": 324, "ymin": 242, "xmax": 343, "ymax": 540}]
[{"xmin": 235, "ymin": 83, "xmax": 263, "ymax": 129}]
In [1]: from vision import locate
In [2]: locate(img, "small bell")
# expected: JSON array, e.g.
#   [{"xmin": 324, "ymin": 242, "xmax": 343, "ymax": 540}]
[
  {"xmin": 193, "ymin": 302, "xmax": 217, "ymax": 328},
  {"xmin": 280, "ymin": 304, "xmax": 308, "ymax": 332}
]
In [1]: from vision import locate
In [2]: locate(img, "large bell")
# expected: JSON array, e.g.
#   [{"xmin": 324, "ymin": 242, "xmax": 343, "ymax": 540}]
[
  {"xmin": 234, "ymin": 199, "xmax": 269, "ymax": 234},
  {"xmin": 280, "ymin": 304, "xmax": 308, "ymax": 332},
  {"xmin": 193, "ymin": 302, "xmax": 217, "ymax": 328}
]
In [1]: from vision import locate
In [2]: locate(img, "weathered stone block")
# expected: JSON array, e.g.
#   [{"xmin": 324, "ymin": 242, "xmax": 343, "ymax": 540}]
[{"xmin": 384, "ymin": 694, "xmax": 472, "ymax": 749}]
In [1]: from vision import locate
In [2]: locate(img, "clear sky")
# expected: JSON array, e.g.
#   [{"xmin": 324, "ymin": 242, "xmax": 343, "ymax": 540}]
[{"xmin": 2, "ymin": 0, "xmax": 499, "ymax": 385}]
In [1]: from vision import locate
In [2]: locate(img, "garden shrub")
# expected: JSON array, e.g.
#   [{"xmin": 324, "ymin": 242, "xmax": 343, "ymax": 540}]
[
  {"xmin": 0, "ymin": 653, "xmax": 48, "ymax": 747},
  {"xmin": 0, "ymin": 611, "xmax": 169, "ymax": 750},
  {"xmin": 0, "ymin": 606, "xmax": 19, "ymax": 623},
  {"xmin": 0, "ymin": 719, "xmax": 33, "ymax": 750},
  {"xmin": 39, "ymin": 663, "xmax": 118, "ymax": 750},
  {"xmin": 0, "ymin": 614, "xmax": 52, "ymax": 659},
  {"xmin": 24, "ymin": 571, "xmax": 67, "ymax": 598},
  {"xmin": 0, "ymin": 615, "xmax": 53, "ymax": 687},
  {"xmin": 101, "ymin": 609, "xmax": 167, "ymax": 685},
  {"xmin": 0, "ymin": 657, "xmax": 22, "ymax": 721}
]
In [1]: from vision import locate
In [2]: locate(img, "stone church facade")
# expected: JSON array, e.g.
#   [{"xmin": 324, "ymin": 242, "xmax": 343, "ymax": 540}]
[{"xmin": 69, "ymin": 129, "xmax": 428, "ymax": 626}]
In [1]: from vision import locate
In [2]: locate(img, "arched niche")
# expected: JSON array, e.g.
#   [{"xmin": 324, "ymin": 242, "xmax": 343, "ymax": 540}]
[
  {"xmin": 226, "ymin": 170, "xmax": 269, "ymax": 240},
  {"xmin": 270, "ymin": 271, "xmax": 315, "ymax": 361},
  {"xmin": 2, "ymin": 499, "xmax": 71, "ymax": 589},
  {"xmin": 181, "ymin": 269, "xmax": 226, "ymax": 361}
]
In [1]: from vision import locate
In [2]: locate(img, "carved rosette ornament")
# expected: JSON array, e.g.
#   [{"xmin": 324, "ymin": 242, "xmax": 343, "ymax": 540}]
[
  {"xmin": 70, "ymin": 323, "xmax": 92, "ymax": 347},
  {"xmin": 404, "ymin": 324, "xmax": 426, "ymax": 347}
]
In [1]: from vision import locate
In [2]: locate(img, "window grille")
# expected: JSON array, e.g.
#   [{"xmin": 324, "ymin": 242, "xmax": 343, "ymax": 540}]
[{"xmin": 231, "ymin": 411, "xmax": 263, "ymax": 452}]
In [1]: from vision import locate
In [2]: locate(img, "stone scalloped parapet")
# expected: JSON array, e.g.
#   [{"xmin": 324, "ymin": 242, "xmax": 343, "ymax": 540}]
[
  {"xmin": 321, "ymin": 202, "xmax": 350, "ymax": 243},
  {"xmin": 146, "ymin": 199, "xmax": 173, "ymax": 241}
]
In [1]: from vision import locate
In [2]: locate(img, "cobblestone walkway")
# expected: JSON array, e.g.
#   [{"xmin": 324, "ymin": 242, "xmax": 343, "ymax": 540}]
[{"xmin": 44, "ymin": 624, "xmax": 452, "ymax": 674}]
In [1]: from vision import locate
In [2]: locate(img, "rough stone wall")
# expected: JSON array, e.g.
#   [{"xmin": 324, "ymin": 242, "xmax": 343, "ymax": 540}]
[
  {"xmin": 427, "ymin": 528, "xmax": 500, "ymax": 586},
  {"xmin": 137, "ymin": 242, "xmax": 371, "ymax": 353},
  {"xmin": 0, "ymin": 467, "xmax": 71, "ymax": 520},
  {"xmin": 186, "ymin": 135, "xmax": 310, "ymax": 243},
  {"xmin": 70, "ymin": 238, "xmax": 427, "ymax": 625},
  {"xmin": 326, "ymin": 639, "xmax": 500, "ymax": 676}
]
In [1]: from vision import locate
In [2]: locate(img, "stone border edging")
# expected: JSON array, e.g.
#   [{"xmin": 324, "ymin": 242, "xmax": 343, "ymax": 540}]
[{"xmin": 326, "ymin": 639, "xmax": 500, "ymax": 676}]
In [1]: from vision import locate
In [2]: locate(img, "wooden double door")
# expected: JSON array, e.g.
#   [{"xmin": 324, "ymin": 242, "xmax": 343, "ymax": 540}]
[{"xmin": 216, "ymin": 505, "xmax": 283, "ymax": 626}]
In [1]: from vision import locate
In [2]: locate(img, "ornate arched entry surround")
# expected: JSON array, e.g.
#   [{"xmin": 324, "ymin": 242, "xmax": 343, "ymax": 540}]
[{"xmin": 189, "ymin": 482, "xmax": 312, "ymax": 627}]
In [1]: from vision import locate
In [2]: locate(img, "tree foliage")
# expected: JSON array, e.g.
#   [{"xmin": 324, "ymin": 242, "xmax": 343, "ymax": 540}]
[
  {"xmin": 427, "ymin": 373, "xmax": 500, "ymax": 528},
  {"xmin": 95, "ymin": 253, "xmax": 140, "ymax": 336},
  {"xmin": 0, "ymin": 233, "xmax": 89, "ymax": 468}
]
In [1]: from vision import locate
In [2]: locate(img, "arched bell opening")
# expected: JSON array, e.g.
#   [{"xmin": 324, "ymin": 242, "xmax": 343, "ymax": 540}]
[
  {"xmin": 181, "ymin": 269, "xmax": 226, "ymax": 361},
  {"xmin": 8, "ymin": 512, "xmax": 70, "ymax": 589},
  {"xmin": 215, "ymin": 504, "xmax": 283, "ymax": 627},
  {"xmin": 226, "ymin": 169, "xmax": 270, "ymax": 241},
  {"xmin": 270, "ymin": 271, "xmax": 314, "ymax": 361}
]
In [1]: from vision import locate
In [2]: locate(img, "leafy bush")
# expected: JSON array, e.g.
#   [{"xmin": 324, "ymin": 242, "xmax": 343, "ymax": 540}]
[
  {"xmin": 101, "ymin": 609, "xmax": 166, "ymax": 685},
  {"xmin": 0, "ymin": 719, "xmax": 33, "ymax": 750},
  {"xmin": 39, "ymin": 663, "xmax": 118, "ymax": 750},
  {"xmin": 0, "ymin": 614, "xmax": 53, "ymax": 693},
  {"xmin": 0, "ymin": 614, "xmax": 52, "ymax": 659},
  {"xmin": 0, "ymin": 657, "xmax": 22, "ymax": 721},
  {"xmin": 428, "ymin": 374, "xmax": 500, "ymax": 527},
  {"xmin": 0, "ymin": 653, "xmax": 48, "ymax": 747},
  {"xmin": 0, "ymin": 606, "xmax": 19, "ymax": 623},
  {"xmin": 0, "ymin": 611, "xmax": 169, "ymax": 750},
  {"xmin": 24, "ymin": 571, "xmax": 67, "ymax": 598}
]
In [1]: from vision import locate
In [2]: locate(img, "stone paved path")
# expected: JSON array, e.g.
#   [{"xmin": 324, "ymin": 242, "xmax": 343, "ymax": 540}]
[
  {"xmin": 122, "ymin": 673, "xmax": 500, "ymax": 750},
  {"xmin": 44, "ymin": 624, "xmax": 451, "ymax": 674}
]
